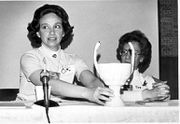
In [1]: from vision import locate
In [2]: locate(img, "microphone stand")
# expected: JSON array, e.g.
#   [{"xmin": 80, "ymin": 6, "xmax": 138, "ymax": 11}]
[
  {"xmin": 120, "ymin": 42, "xmax": 135, "ymax": 94},
  {"xmin": 34, "ymin": 70, "xmax": 59, "ymax": 123},
  {"xmin": 120, "ymin": 72, "xmax": 133, "ymax": 94}
]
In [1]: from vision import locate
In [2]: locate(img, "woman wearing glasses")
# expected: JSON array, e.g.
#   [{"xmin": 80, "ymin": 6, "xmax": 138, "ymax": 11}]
[{"xmin": 116, "ymin": 30, "xmax": 170, "ymax": 102}]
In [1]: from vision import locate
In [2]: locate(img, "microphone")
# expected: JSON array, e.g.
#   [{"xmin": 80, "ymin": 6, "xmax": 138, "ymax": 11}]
[
  {"xmin": 34, "ymin": 70, "xmax": 59, "ymax": 123},
  {"xmin": 34, "ymin": 70, "xmax": 59, "ymax": 107},
  {"xmin": 41, "ymin": 70, "xmax": 50, "ymax": 108}
]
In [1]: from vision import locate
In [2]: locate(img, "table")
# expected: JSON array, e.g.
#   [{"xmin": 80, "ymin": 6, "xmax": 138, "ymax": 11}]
[{"xmin": 0, "ymin": 100, "xmax": 179, "ymax": 123}]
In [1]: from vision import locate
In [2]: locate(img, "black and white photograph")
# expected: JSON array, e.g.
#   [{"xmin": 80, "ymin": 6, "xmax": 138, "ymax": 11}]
[{"xmin": 0, "ymin": 0, "xmax": 178, "ymax": 123}]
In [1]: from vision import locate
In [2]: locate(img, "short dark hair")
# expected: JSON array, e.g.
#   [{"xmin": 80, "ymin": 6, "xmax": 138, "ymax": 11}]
[
  {"xmin": 116, "ymin": 30, "xmax": 152, "ymax": 73},
  {"xmin": 27, "ymin": 4, "xmax": 74, "ymax": 49}
]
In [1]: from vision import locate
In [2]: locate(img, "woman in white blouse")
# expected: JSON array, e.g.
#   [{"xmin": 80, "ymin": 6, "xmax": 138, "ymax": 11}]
[{"xmin": 17, "ymin": 4, "xmax": 113, "ymax": 105}]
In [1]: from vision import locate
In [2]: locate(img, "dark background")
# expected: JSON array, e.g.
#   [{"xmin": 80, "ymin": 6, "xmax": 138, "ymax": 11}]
[{"xmin": 158, "ymin": 0, "xmax": 178, "ymax": 99}]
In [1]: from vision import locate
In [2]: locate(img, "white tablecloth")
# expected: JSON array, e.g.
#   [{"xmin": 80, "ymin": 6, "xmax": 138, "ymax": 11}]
[{"xmin": 0, "ymin": 100, "xmax": 179, "ymax": 123}]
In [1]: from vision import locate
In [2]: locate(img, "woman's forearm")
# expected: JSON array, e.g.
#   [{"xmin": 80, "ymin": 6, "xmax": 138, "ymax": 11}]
[
  {"xmin": 79, "ymin": 70, "xmax": 105, "ymax": 88},
  {"xmin": 49, "ymin": 79, "xmax": 90, "ymax": 99}
]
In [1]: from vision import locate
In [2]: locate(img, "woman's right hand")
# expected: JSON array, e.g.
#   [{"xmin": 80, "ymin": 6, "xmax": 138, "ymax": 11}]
[{"xmin": 85, "ymin": 87, "xmax": 114, "ymax": 105}]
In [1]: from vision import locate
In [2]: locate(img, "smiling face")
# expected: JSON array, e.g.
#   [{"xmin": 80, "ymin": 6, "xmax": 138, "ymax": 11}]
[
  {"xmin": 120, "ymin": 41, "xmax": 144, "ymax": 70},
  {"xmin": 38, "ymin": 13, "xmax": 64, "ymax": 51}
]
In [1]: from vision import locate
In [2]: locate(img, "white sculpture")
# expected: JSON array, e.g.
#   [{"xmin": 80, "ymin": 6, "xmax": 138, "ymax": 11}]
[{"xmin": 94, "ymin": 41, "xmax": 131, "ymax": 107}]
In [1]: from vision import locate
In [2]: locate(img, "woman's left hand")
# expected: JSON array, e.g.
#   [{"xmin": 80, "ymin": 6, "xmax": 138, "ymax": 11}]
[
  {"xmin": 152, "ymin": 82, "xmax": 170, "ymax": 101},
  {"xmin": 142, "ymin": 82, "xmax": 170, "ymax": 101},
  {"xmin": 86, "ymin": 87, "xmax": 114, "ymax": 105}
]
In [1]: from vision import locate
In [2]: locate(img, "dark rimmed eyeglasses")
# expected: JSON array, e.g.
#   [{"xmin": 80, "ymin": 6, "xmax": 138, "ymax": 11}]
[{"xmin": 119, "ymin": 49, "xmax": 141, "ymax": 57}]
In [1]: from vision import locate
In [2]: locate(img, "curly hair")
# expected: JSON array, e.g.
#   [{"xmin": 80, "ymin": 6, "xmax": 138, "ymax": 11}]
[
  {"xmin": 27, "ymin": 4, "xmax": 74, "ymax": 49},
  {"xmin": 116, "ymin": 30, "xmax": 152, "ymax": 73}
]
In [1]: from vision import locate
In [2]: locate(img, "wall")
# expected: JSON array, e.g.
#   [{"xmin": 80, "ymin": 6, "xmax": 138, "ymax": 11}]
[{"xmin": 0, "ymin": 0, "xmax": 159, "ymax": 88}]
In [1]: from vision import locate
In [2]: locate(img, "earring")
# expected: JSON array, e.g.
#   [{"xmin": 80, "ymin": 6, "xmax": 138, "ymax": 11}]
[
  {"xmin": 37, "ymin": 33, "xmax": 40, "ymax": 37},
  {"xmin": 140, "ymin": 59, "xmax": 143, "ymax": 63},
  {"xmin": 62, "ymin": 32, "xmax": 65, "ymax": 37}
]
